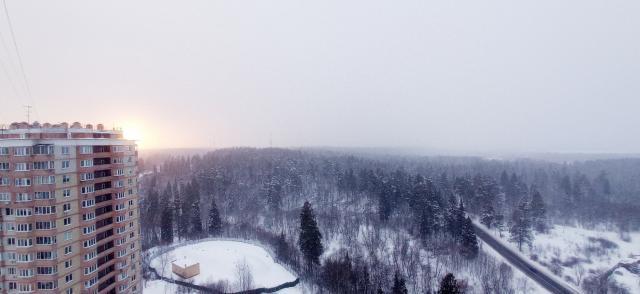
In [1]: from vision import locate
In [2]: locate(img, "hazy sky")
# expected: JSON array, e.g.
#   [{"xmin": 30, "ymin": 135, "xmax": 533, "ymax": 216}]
[{"xmin": 1, "ymin": 0, "xmax": 639, "ymax": 152}]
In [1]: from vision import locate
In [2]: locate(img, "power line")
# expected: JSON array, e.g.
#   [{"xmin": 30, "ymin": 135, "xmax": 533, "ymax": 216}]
[
  {"xmin": 0, "ymin": 3, "xmax": 25, "ymax": 103},
  {"xmin": 2, "ymin": 0, "xmax": 37, "ymax": 121},
  {"xmin": 0, "ymin": 53, "xmax": 22, "ymax": 99}
]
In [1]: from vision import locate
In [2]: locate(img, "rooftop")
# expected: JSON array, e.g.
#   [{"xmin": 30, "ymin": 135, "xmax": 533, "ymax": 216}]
[{"xmin": 0, "ymin": 121, "xmax": 124, "ymax": 140}]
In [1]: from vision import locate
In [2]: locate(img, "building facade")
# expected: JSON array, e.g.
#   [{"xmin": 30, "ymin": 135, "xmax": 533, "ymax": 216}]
[{"xmin": 0, "ymin": 122, "xmax": 141, "ymax": 294}]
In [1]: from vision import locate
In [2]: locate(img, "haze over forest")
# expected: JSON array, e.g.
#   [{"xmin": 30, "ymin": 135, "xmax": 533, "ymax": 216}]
[{"xmin": 2, "ymin": 0, "xmax": 639, "ymax": 153}]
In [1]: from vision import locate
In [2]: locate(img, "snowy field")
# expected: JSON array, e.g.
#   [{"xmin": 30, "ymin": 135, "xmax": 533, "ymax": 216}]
[
  {"xmin": 530, "ymin": 225, "xmax": 639, "ymax": 291},
  {"xmin": 148, "ymin": 240, "xmax": 302, "ymax": 293},
  {"xmin": 486, "ymin": 223, "xmax": 640, "ymax": 292}
]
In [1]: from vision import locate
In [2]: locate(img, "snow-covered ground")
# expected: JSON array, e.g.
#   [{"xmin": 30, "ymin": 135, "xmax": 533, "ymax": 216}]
[
  {"xmin": 486, "ymin": 223, "xmax": 640, "ymax": 292},
  {"xmin": 480, "ymin": 239, "xmax": 547, "ymax": 293},
  {"xmin": 148, "ymin": 240, "xmax": 302, "ymax": 293},
  {"xmin": 143, "ymin": 279, "xmax": 179, "ymax": 294}
]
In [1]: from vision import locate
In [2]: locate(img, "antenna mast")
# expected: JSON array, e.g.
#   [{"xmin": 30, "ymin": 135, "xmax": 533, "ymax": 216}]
[{"xmin": 23, "ymin": 105, "xmax": 32, "ymax": 124}]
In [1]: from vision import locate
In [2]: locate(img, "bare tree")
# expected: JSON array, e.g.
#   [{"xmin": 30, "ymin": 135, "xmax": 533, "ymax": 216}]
[
  {"xmin": 235, "ymin": 258, "xmax": 254, "ymax": 291},
  {"xmin": 574, "ymin": 264, "xmax": 585, "ymax": 287}
]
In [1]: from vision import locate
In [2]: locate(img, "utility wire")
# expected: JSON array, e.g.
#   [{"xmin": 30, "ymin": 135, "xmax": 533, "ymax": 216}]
[
  {"xmin": 0, "ymin": 7, "xmax": 24, "ymax": 100},
  {"xmin": 0, "ymin": 52, "xmax": 22, "ymax": 99},
  {"xmin": 2, "ymin": 0, "xmax": 38, "ymax": 121}
]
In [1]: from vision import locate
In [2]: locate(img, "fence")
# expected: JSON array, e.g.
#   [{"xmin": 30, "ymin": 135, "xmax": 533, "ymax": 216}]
[{"xmin": 144, "ymin": 238, "xmax": 301, "ymax": 294}]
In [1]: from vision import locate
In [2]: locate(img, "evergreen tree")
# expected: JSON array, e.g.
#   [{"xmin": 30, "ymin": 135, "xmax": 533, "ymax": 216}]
[
  {"xmin": 378, "ymin": 180, "xmax": 393, "ymax": 221},
  {"xmin": 265, "ymin": 175, "xmax": 283, "ymax": 211},
  {"xmin": 298, "ymin": 201, "xmax": 323, "ymax": 270},
  {"xmin": 480, "ymin": 203, "xmax": 495, "ymax": 228},
  {"xmin": 391, "ymin": 272, "xmax": 408, "ymax": 294},
  {"xmin": 529, "ymin": 189, "xmax": 547, "ymax": 233},
  {"xmin": 190, "ymin": 199, "xmax": 203, "ymax": 237},
  {"xmin": 208, "ymin": 197, "xmax": 223, "ymax": 236},
  {"xmin": 275, "ymin": 232, "xmax": 289, "ymax": 261},
  {"xmin": 451, "ymin": 201, "xmax": 466, "ymax": 241},
  {"xmin": 160, "ymin": 205, "xmax": 174, "ymax": 244},
  {"xmin": 173, "ymin": 184, "xmax": 188, "ymax": 240},
  {"xmin": 438, "ymin": 273, "xmax": 462, "ymax": 294},
  {"xmin": 509, "ymin": 200, "xmax": 533, "ymax": 251},
  {"xmin": 414, "ymin": 176, "xmax": 443, "ymax": 238},
  {"xmin": 444, "ymin": 195, "xmax": 458, "ymax": 236},
  {"xmin": 460, "ymin": 217, "xmax": 479, "ymax": 259},
  {"xmin": 595, "ymin": 171, "xmax": 611, "ymax": 197}
]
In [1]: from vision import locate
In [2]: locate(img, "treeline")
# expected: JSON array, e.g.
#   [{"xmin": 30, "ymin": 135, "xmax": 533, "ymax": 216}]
[{"xmin": 139, "ymin": 148, "xmax": 640, "ymax": 292}]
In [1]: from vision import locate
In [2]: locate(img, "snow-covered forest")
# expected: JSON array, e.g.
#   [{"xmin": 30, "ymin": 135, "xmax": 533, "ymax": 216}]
[{"xmin": 139, "ymin": 148, "xmax": 640, "ymax": 293}]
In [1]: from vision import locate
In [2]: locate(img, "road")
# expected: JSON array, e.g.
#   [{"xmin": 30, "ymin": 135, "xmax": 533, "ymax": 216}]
[{"xmin": 472, "ymin": 222, "xmax": 579, "ymax": 294}]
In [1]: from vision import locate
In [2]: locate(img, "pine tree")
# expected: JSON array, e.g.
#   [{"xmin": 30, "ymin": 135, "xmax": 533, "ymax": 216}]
[
  {"xmin": 275, "ymin": 232, "xmax": 289, "ymax": 261},
  {"xmin": 413, "ymin": 176, "xmax": 443, "ymax": 238},
  {"xmin": 438, "ymin": 273, "xmax": 462, "ymax": 294},
  {"xmin": 160, "ymin": 205, "xmax": 174, "ymax": 244},
  {"xmin": 298, "ymin": 201, "xmax": 323, "ymax": 270},
  {"xmin": 509, "ymin": 200, "xmax": 533, "ymax": 251},
  {"xmin": 208, "ymin": 197, "xmax": 223, "ymax": 236},
  {"xmin": 460, "ymin": 217, "xmax": 479, "ymax": 259},
  {"xmin": 450, "ymin": 201, "xmax": 466, "ymax": 241},
  {"xmin": 173, "ymin": 184, "xmax": 187, "ymax": 241},
  {"xmin": 190, "ymin": 198, "xmax": 203, "ymax": 237},
  {"xmin": 529, "ymin": 189, "xmax": 547, "ymax": 233},
  {"xmin": 391, "ymin": 272, "xmax": 408, "ymax": 294},
  {"xmin": 480, "ymin": 203, "xmax": 495, "ymax": 228},
  {"xmin": 265, "ymin": 175, "xmax": 283, "ymax": 211}
]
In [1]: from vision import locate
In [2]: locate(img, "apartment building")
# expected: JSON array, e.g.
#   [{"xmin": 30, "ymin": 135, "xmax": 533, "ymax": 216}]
[{"xmin": 0, "ymin": 122, "xmax": 141, "ymax": 294}]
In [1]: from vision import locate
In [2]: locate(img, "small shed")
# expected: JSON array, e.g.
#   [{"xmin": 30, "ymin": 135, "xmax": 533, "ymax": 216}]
[{"xmin": 171, "ymin": 260, "xmax": 201, "ymax": 279}]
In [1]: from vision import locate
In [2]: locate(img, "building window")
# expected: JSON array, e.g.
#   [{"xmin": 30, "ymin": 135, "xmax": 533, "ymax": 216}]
[
  {"xmin": 15, "ymin": 162, "xmax": 29, "ymax": 171},
  {"xmin": 63, "ymin": 217, "xmax": 71, "ymax": 226},
  {"xmin": 15, "ymin": 208, "xmax": 32, "ymax": 217},
  {"xmin": 14, "ymin": 178, "xmax": 31, "ymax": 186},
  {"xmin": 33, "ymin": 145, "xmax": 54, "ymax": 155},
  {"xmin": 0, "ymin": 162, "xmax": 9, "ymax": 170},
  {"xmin": 34, "ymin": 206, "xmax": 56, "ymax": 215},
  {"xmin": 0, "ymin": 147, "xmax": 9, "ymax": 155},
  {"xmin": 34, "ymin": 175, "xmax": 56, "ymax": 185},
  {"xmin": 65, "ymin": 273, "xmax": 73, "ymax": 283},
  {"xmin": 61, "ymin": 146, "xmax": 70, "ymax": 155},
  {"xmin": 35, "ymin": 191, "xmax": 52, "ymax": 200},
  {"xmin": 63, "ymin": 189, "xmax": 71, "ymax": 197},
  {"xmin": 65, "ymin": 245, "xmax": 73, "ymax": 255},
  {"xmin": 63, "ymin": 203, "xmax": 71, "ymax": 212},
  {"xmin": 64, "ymin": 231, "xmax": 73, "ymax": 241},
  {"xmin": 33, "ymin": 161, "xmax": 54, "ymax": 170},
  {"xmin": 81, "ymin": 199, "xmax": 95, "ymax": 208},
  {"xmin": 79, "ymin": 146, "xmax": 92, "ymax": 154},
  {"xmin": 14, "ymin": 147, "xmax": 30, "ymax": 156},
  {"xmin": 80, "ymin": 173, "xmax": 94, "ymax": 181},
  {"xmin": 81, "ymin": 186, "xmax": 95, "ymax": 194},
  {"xmin": 16, "ymin": 193, "xmax": 32, "ymax": 202},
  {"xmin": 36, "ymin": 236, "xmax": 57, "ymax": 245},
  {"xmin": 63, "ymin": 175, "xmax": 71, "ymax": 183},
  {"xmin": 0, "ymin": 192, "xmax": 10, "ymax": 202},
  {"xmin": 62, "ymin": 160, "xmax": 70, "ymax": 169}
]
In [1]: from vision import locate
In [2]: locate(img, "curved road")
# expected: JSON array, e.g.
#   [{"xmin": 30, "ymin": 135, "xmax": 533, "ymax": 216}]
[{"xmin": 472, "ymin": 222, "xmax": 579, "ymax": 294}]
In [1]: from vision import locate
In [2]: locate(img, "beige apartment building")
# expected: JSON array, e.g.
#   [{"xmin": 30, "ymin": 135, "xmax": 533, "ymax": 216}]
[{"xmin": 0, "ymin": 122, "xmax": 141, "ymax": 294}]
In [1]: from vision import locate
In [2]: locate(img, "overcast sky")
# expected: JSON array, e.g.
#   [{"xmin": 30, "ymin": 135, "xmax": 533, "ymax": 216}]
[{"xmin": 1, "ymin": 0, "xmax": 639, "ymax": 152}]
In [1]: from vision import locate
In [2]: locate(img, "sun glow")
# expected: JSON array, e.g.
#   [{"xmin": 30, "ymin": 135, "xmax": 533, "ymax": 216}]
[{"xmin": 122, "ymin": 125, "xmax": 143, "ymax": 142}]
